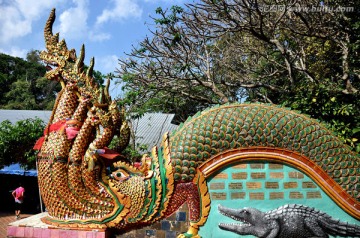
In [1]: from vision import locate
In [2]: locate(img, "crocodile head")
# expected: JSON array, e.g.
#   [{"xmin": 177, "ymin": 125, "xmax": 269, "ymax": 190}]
[{"xmin": 218, "ymin": 205, "xmax": 272, "ymax": 237}]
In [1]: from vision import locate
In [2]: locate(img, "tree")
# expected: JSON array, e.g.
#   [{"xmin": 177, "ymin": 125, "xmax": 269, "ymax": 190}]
[
  {"xmin": 117, "ymin": 6, "xmax": 231, "ymax": 123},
  {"xmin": 0, "ymin": 52, "xmax": 56, "ymax": 109},
  {"xmin": 116, "ymin": 0, "xmax": 359, "ymax": 151},
  {"xmin": 0, "ymin": 118, "xmax": 45, "ymax": 169},
  {"xmin": 26, "ymin": 49, "xmax": 42, "ymax": 64},
  {"xmin": 0, "ymin": 51, "xmax": 106, "ymax": 110}
]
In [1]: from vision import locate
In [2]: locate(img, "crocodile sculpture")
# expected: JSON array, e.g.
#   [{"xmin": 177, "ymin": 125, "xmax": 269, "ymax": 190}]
[
  {"xmin": 35, "ymin": 9, "xmax": 359, "ymax": 238},
  {"xmin": 218, "ymin": 204, "xmax": 360, "ymax": 238}
]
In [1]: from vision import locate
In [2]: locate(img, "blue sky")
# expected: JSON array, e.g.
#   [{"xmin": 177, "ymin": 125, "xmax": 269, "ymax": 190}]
[{"xmin": 0, "ymin": 0, "xmax": 188, "ymax": 97}]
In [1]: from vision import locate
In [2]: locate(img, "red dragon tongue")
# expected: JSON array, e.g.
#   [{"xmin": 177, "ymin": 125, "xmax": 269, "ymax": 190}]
[{"xmin": 98, "ymin": 147, "xmax": 126, "ymax": 166}]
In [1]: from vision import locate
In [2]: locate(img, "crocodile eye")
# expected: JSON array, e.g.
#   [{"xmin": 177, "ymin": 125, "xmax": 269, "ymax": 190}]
[{"xmin": 241, "ymin": 210, "xmax": 249, "ymax": 214}]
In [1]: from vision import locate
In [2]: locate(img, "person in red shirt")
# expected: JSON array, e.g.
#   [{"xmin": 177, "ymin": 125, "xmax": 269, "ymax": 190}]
[{"xmin": 12, "ymin": 183, "xmax": 25, "ymax": 219}]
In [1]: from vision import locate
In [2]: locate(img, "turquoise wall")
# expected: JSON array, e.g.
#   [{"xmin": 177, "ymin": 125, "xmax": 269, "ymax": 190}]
[{"xmin": 199, "ymin": 162, "xmax": 359, "ymax": 238}]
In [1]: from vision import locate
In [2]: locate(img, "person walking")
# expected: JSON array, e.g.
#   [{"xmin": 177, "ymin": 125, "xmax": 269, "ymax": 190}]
[{"xmin": 12, "ymin": 183, "xmax": 25, "ymax": 219}]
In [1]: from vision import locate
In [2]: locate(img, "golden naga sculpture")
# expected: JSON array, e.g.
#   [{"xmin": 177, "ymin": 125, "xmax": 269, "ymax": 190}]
[{"xmin": 35, "ymin": 9, "xmax": 359, "ymax": 238}]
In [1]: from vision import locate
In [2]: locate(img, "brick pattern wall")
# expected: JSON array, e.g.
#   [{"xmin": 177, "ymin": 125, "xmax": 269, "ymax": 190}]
[{"xmin": 209, "ymin": 162, "xmax": 322, "ymax": 201}]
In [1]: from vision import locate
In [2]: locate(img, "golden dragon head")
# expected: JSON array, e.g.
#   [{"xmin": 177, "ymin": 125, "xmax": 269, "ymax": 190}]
[
  {"xmin": 40, "ymin": 8, "xmax": 100, "ymax": 102},
  {"xmin": 37, "ymin": 9, "xmax": 174, "ymax": 231}
]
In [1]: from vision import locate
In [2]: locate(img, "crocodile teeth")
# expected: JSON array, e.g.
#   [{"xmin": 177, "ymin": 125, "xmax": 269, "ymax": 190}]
[{"xmin": 219, "ymin": 222, "xmax": 251, "ymax": 227}]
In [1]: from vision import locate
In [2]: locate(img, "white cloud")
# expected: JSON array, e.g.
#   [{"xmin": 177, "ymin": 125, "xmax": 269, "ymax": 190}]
[
  {"xmin": 0, "ymin": 7, "xmax": 31, "ymax": 44},
  {"xmin": 14, "ymin": 0, "xmax": 61, "ymax": 19},
  {"xmin": 89, "ymin": 31, "xmax": 111, "ymax": 42},
  {"xmin": 0, "ymin": 0, "xmax": 63, "ymax": 44},
  {"xmin": 58, "ymin": 0, "xmax": 89, "ymax": 40},
  {"xmin": 0, "ymin": 46, "xmax": 27, "ymax": 59},
  {"xmin": 95, "ymin": 0, "xmax": 143, "ymax": 26},
  {"xmin": 96, "ymin": 54, "xmax": 119, "ymax": 74}
]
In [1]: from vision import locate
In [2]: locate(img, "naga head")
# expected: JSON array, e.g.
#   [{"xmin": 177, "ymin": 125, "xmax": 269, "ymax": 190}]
[
  {"xmin": 104, "ymin": 135, "xmax": 174, "ymax": 229},
  {"xmin": 218, "ymin": 205, "xmax": 271, "ymax": 237},
  {"xmin": 41, "ymin": 8, "xmax": 100, "ymax": 100},
  {"xmin": 107, "ymin": 156, "xmax": 153, "ymax": 225},
  {"xmin": 88, "ymin": 135, "xmax": 174, "ymax": 229},
  {"xmin": 38, "ymin": 8, "xmax": 174, "ymax": 231}
]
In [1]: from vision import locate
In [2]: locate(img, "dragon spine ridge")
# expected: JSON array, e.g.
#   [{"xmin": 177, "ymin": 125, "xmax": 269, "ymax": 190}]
[{"xmin": 170, "ymin": 104, "xmax": 359, "ymax": 198}]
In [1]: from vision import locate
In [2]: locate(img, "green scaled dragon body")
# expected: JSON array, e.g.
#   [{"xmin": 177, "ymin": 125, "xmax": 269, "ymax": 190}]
[{"xmin": 35, "ymin": 9, "xmax": 359, "ymax": 238}]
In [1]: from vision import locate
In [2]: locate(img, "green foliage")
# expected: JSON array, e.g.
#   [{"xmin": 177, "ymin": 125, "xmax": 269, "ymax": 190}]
[
  {"xmin": 155, "ymin": 6, "xmax": 183, "ymax": 25},
  {"xmin": 0, "ymin": 118, "xmax": 45, "ymax": 169},
  {"xmin": 280, "ymin": 79, "xmax": 360, "ymax": 152},
  {"xmin": 26, "ymin": 49, "xmax": 42, "ymax": 63},
  {"xmin": 0, "ymin": 52, "xmax": 57, "ymax": 109},
  {"xmin": 120, "ymin": 143, "xmax": 148, "ymax": 163},
  {"xmin": 86, "ymin": 65, "xmax": 105, "ymax": 86},
  {"xmin": 120, "ymin": 76, "xmax": 208, "ymax": 124}
]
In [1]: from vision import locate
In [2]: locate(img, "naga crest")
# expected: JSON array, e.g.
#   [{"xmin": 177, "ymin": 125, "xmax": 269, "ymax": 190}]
[{"xmin": 36, "ymin": 9, "xmax": 174, "ymax": 230}]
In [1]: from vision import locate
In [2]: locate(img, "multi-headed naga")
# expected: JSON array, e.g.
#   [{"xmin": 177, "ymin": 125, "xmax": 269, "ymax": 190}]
[{"xmin": 35, "ymin": 9, "xmax": 359, "ymax": 238}]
